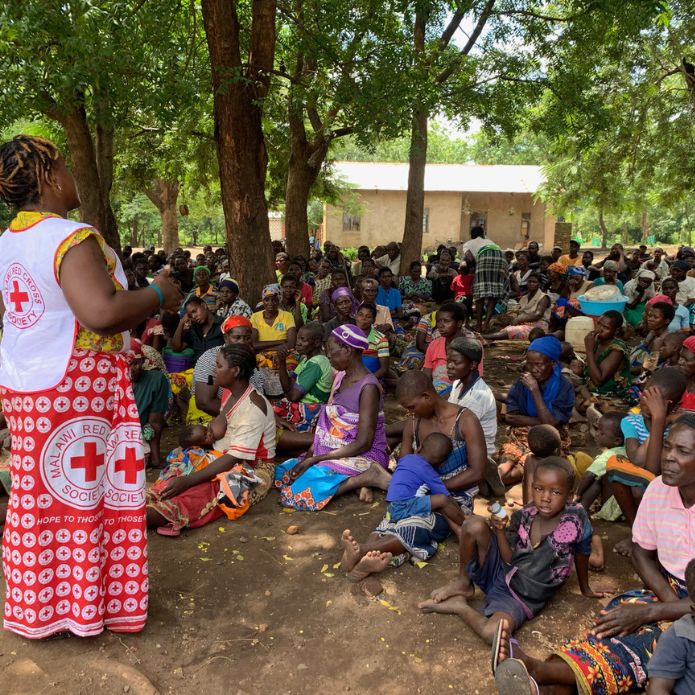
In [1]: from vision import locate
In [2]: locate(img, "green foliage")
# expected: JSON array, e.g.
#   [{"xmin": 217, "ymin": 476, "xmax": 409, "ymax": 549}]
[
  {"xmin": 537, "ymin": 0, "xmax": 695, "ymax": 239},
  {"xmin": 1, "ymin": 0, "xmax": 690, "ymax": 255}
]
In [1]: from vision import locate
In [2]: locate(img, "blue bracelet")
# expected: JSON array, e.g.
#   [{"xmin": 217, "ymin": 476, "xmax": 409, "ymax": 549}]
[{"xmin": 150, "ymin": 284, "xmax": 164, "ymax": 307}]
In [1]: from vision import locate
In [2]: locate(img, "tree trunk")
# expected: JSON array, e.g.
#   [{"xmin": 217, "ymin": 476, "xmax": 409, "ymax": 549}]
[
  {"xmin": 640, "ymin": 210, "xmax": 649, "ymax": 242},
  {"xmin": 399, "ymin": 107, "xmax": 428, "ymax": 275},
  {"xmin": 598, "ymin": 208, "xmax": 608, "ymax": 248},
  {"xmin": 399, "ymin": 9, "xmax": 428, "ymax": 276},
  {"xmin": 95, "ymin": 121, "xmax": 120, "ymax": 254},
  {"xmin": 145, "ymin": 178, "xmax": 180, "ymax": 254},
  {"xmin": 284, "ymin": 102, "xmax": 327, "ymax": 259},
  {"xmin": 202, "ymin": 0, "xmax": 276, "ymax": 305},
  {"xmin": 61, "ymin": 106, "xmax": 121, "ymax": 253},
  {"xmin": 129, "ymin": 218, "xmax": 139, "ymax": 247}
]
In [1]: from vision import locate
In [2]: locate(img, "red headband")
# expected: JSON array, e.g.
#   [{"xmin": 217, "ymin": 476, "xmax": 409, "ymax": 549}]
[{"xmin": 222, "ymin": 315, "xmax": 252, "ymax": 333}]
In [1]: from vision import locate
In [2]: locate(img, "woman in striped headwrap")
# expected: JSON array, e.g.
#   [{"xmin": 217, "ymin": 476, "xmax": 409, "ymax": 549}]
[{"xmin": 275, "ymin": 324, "xmax": 391, "ymax": 510}]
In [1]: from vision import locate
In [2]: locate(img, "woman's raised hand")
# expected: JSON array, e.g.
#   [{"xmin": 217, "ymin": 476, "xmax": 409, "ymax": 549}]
[
  {"xmin": 152, "ymin": 266, "xmax": 184, "ymax": 311},
  {"xmin": 520, "ymin": 372, "xmax": 540, "ymax": 392}
]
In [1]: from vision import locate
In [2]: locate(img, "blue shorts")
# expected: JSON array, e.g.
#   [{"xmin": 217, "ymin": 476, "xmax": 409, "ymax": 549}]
[
  {"xmin": 387, "ymin": 496, "xmax": 432, "ymax": 523},
  {"xmin": 466, "ymin": 535, "xmax": 530, "ymax": 629}
]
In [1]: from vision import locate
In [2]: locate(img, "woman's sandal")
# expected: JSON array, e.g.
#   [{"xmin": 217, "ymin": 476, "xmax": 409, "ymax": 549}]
[
  {"xmin": 494, "ymin": 658, "xmax": 540, "ymax": 695},
  {"xmin": 156, "ymin": 523, "xmax": 181, "ymax": 537}
]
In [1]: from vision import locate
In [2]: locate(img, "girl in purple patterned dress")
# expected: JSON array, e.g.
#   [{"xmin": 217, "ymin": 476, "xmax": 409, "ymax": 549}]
[{"xmin": 418, "ymin": 457, "xmax": 603, "ymax": 643}]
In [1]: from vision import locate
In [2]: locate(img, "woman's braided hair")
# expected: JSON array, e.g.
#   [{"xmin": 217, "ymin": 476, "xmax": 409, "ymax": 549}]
[{"xmin": 0, "ymin": 135, "xmax": 60, "ymax": 209}]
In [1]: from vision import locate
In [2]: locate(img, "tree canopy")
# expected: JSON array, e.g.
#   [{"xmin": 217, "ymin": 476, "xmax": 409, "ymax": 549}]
[{"xmin": 0, "ymin": 1, "xmax": 692, "ymax": 298}]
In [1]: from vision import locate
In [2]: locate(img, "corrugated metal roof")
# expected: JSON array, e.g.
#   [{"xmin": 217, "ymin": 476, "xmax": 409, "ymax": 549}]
[{"xmin": 331, "ymin": 161, "xmax": 544, "ymax": 194}]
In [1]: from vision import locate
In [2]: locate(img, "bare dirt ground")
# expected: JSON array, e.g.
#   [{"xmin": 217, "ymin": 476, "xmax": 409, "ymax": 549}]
[{"xmin": 1, "ymin": 341, "xmax": 639, "ymax": 695}]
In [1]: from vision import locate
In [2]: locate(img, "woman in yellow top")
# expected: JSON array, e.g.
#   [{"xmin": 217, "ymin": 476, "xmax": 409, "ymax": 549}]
[
  {"xmin": 251, "ymin": 284, "xmax": 297, "ymax": 397},
  {"xmin": 0, "ymin": 135, "xmax": 182, "ymax": 640}
]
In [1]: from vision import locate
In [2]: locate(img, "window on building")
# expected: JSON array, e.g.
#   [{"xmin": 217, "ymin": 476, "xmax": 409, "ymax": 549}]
[
  {"xmin": 423, "ymin": 207, "xmax": 430, "ymax": 234},
  {"xmin": 342, "ymin": 211, "xmax": 360, "ymax": 232},
  {"xmin": 521, "ymin": 212, "xmax": 531, "ymax": 240},
  {"xmin": 470, "ymin": 211, "xmax": 487, "ymax": 230}
]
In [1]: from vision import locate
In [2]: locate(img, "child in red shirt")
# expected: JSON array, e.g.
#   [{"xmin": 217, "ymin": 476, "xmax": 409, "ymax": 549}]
[
  {"xmin": 451, "ymin": 263, "xmax": 474, "ymax": 323},
  {"xmin": 451, "ymin": 263, "xmax": 473, "ymax": 300}
]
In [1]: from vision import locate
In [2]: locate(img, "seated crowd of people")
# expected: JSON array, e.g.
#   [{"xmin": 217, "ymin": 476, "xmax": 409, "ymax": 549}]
[{"xmin": 19, "ymin": 232, "xmax": 695, "ymax": 694}]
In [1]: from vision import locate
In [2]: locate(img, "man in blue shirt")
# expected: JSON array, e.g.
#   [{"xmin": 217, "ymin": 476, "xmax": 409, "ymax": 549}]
[{"xmin": 376, "ymin": 267, "xmax": 402, "ymax": 318}]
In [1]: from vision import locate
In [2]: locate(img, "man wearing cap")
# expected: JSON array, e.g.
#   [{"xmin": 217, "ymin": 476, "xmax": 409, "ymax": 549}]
[
  {"xmin": 670, "ymin": 261, "xmax": 695, "ymax": 306},
  {"xmin": 558, "ymin": 240, "xmax": 583, "ymax": 268}
]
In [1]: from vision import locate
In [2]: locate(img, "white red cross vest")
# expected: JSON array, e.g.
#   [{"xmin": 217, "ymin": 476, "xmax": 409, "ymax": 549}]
[{"xmin": 0, "ymin": 216, "xmax": 130, "ymax": 392}]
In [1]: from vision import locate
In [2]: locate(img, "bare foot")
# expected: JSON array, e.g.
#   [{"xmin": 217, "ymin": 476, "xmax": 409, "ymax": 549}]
[
  {"xmin": 429, "ymin": 576, "xmax": 475, "ymax": 603},
  {"xmin": 340, "ymin": 529, "xmax": 362, "ymax": 573},
  {"xmin": 358, "ymin": 463, "xmax": 391, "ymax": 492},
  {"xmin": 359, "ymin": 486, "xmax": 374, "ymax": 503},
  {"xmin": 613, "ymin": 537, "xmax": 633, "ymax": 558},
  {"xmin": 590, "ymin": 534, "xmax": 605, "ymax": 572},
  {"xmin": 418, "ymin": 595, "xmax": 469, "ymax": 615},
  {"xmin": 347, "ymin": 550, "xmax": 392, "ymax": 581}
]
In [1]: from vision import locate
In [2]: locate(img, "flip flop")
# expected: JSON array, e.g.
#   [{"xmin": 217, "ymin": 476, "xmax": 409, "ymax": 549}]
[
  {"xmin": 485, "ymin": 456, "xmax": 507, "ymax": 497},
  {"xmin": 156, "ymin": 523, "xmax": 181, "ymax": 537},
  {"xmin": 491, "ymin": 619, "xmax": 504, "ymax": 675},
  {"xmin": 491, "ymin": 623, "xmax": 519, "ymax": 676},
  {"xmin": 494, "ymin": 658, "xmax": 539, "ymax": 695}
]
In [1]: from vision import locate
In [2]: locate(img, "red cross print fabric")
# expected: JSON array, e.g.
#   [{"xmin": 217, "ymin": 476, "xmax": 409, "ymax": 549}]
[
  {"xmin": 4, "ymin": 264, "xmax": 45, "ymax": 329},
  {"xmin": 1, "ymin": 348, "xmax": 148, "ymax": 638}
]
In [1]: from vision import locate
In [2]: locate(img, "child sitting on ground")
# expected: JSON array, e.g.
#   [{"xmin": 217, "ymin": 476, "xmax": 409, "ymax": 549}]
[
  {"xmin": 340, "ymin": 433, "xmax": 465, "ymax": 581},
  {"xmin": 633, "ymin": 331, "xmax": 686, "ymax": 394},
  {"xmin": 609, "ymin": 367, "xmax": 686, "ymax": 557},
  {"xmin": 574, "ymin": 411, "xmax": 626, "ymax": 514},
  {"xmin": 647, "ymin": 557, "xmax": 695, "ymax": 694},
  {"xmin": 659, "ymin": 331, "xmax": 687, "ymax": 368},
  {"xmin": 520, "ymin": 424, "xmax": 561, "ymax": 505},
  {"xmin": 418, "ymin": 457, "xmax": 604, "ymax": 643}
]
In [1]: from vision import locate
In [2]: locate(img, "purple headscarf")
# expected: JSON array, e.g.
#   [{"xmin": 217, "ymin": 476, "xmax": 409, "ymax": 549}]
[
  {"xmin": 331, "ymin": 286, "xmax": 358, "ymax": 313},
  {"xmin": 331, "ymin": 323, "xmax": 369, "ymax": 351}
]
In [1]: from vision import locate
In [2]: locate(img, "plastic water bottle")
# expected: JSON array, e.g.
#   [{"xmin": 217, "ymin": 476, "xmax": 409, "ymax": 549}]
[{"xmin": 489, "ymin": 502, "xmax": 508, "ymax": 520}]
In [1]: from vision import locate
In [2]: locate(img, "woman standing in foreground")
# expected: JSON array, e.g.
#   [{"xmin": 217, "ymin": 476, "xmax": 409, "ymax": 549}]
[{"xmin": 0, "ymin": 135, "xmax": 182, "ymax": 638}]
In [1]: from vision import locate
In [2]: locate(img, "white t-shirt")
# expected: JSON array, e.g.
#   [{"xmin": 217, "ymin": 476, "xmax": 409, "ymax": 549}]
[
  {"xmin": 376, "ymin": 254, "xmax": 401, "ymax": 276},
  {"xmin": 462, "ymin": 237, "xmax": 493, "ymax": 259},
  {"xmin": 448, "ymin": 377, "xmax": 497, "ymax": 456},
  {"xmin": 676, "ymin": 276, "xmax": 695, "ymax": 304}
]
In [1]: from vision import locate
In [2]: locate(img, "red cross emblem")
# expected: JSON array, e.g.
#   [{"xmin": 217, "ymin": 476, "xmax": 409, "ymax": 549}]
[
  {"xmin": 69, "ymin": 442, "xmax": 105, "ymax": 482},
  {"xmin": 4, "ymin": 264, "xmax": 44, "ymax": 329},
  {"xmin": 8, "ymin": 280, "xmax": 29, "ymax": 312},
  {"xmin": 114, "ymin": 446, "xmax": 144, "ymax": 485}
]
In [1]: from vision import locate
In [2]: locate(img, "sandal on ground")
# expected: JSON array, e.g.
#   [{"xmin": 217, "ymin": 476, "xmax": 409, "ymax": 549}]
[
  {"xmin": 494, "ymin": 658, "xmax": 539, "ymax": 695},
  {"xmin": 484, "ymin": 457, "xmax": 507, "ymax": 497},
  {"xmin": 156, "ymin": 523, "xmax": 181, "ymax": 537}
]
